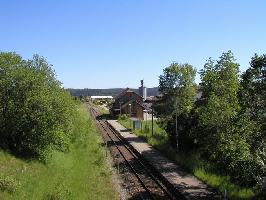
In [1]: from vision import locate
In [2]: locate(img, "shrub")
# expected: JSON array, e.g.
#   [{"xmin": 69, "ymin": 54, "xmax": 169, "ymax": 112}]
[
  {"xmin": 255, "ymin": 140, "xmax": 266, "ymax": 197},
  {"xmin": 0, "ymin": 174, "xmax": 20, "ymax": 193},
  {"xmin": 0, "ymin": 52, "xmax": 75, "ymax": 159},
  {"xmin": 118, "ymin": 114, "xmax": 128, "ymax": 120},
  {"xmin": 43, "ymin": 184, "xmax": 73, "ymax": 200}
]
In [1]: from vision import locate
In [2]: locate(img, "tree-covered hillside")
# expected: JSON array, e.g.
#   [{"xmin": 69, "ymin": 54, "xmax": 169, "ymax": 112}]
[{"xmin": 67, "ymin": 87, "xmax": 159, "ymax": 97}]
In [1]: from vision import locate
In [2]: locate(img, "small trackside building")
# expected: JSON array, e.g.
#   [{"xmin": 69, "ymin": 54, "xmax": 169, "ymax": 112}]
[{"xmin": 110, "ymin": 88, "xmax": 145, "ymax": 120}]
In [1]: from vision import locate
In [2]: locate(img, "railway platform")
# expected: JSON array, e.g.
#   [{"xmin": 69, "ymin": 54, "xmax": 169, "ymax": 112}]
[{"xmin": 107, "ymin": 120, "xmax": 221, "ymax": 200}]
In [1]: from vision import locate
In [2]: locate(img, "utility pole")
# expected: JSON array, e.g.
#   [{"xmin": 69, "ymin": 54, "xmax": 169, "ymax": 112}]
[
  {"xmin": 119, "ymin": 101, "xmax": 122, "ymax": 115},
  {"xmin": 175, "ymin": 99, "xmax": 179, "ymax": 153},
  {"xmin": 129, "ymin": 104, "xmax": 132, "ymax": 129},
  {"xmin": 151, "ymin": 106, "xmax": 154, "ymax": 137},
  {"xmin": 144, "ymin": 110, "xmax": 148, "ymax": 139}
]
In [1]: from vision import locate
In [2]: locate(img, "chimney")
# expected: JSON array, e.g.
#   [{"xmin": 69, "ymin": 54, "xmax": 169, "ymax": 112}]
[{"xmin": 139, "ymin": 79, "xmax": 147, "ymax": 101}]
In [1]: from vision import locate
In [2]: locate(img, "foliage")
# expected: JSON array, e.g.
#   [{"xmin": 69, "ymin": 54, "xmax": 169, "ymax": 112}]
[
  {"xmin": 118, "ymin": 117, "xmax": 169, "ymax": 149},
  {"xmin": 67, "ymin": 87, "xmax": 159, "ymax": 97},
  {"xmin": 240, "ymin": 55, "xmax": 266, "ymax": 184},
  {"xmin": 0, "ymin": 104, "xmax": 119, "ymax": 200},
  {"xmin": 198, "ymin": 51, "xmax": 240, "ymax": 128},
  {"xmin": 156, "ymin": 63, "xmax": 197, "ymax": 151},
  {"xmin": 158, "ymin": 63, "xmax": 196, "ymax": 115},
  {"xmin": 0, "ymin": 174, "xmax": 20, "ymax": 193},
  {"xmin": 0, "ymin": 52, "xmax": 75, "ymax": 159},
  {"xmin": 196, "ymin": 51, "xmax": 263, "ymax": 185},
  {"xmin": 240, "ymin": 54, "xmax": 266, "ymax": 134},
  {"xmin": 118, "ymin": 114, "xmax": 128, "ymax": 121},
  {"xmin": 154, "ymin": 51, "xmax": 265, "ymax": 194},
  {"xmin": 118, "ymin": 117, "xmax": 256, "ymax": 199},
  {"xmin": 255, "ymin": 139, "xmax": 266, "ymax": 197},
  {"xmin": 194, "ymin": 169, "xmax": 255, "ymax": 200},
  {"xmin": 239, "ymin": 54, "xmax": 266, "ymax": 191}
]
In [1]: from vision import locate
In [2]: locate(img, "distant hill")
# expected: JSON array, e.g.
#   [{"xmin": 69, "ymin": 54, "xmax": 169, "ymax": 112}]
[{"xmin": 67, "ymin": 87, "xmax": 159, "ymax": 97}]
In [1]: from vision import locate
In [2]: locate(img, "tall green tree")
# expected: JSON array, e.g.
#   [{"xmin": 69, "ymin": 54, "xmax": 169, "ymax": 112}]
[
  {"xmin": 240, "ymin": 54, "xmax": 266, "ymax": 138},
  {"xmin": 0, "ymin": 52, "xmax": 75, "ymax": 159},
  {"xmin": 156, "ymin": 63, "xmax": 196, "ymax": 152},
  {"xmin": 198, "ymin": 51, "xmax": 240, "ymax": 150},
  {"xmin": 240, "ymin": 54, "xmax": 266, "ymax": 191},
  {"xmin": 198, "ymin": 51, "xmax": 260, "ymax": 185}
]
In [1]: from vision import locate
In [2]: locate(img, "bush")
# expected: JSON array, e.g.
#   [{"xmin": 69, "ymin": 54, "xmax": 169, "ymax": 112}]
[
  {"xmin": 255, "ymin": 140, "xmax": 266, "ymax": 197},
  {"xmin": 0, "ymin": 52, "xmax": 75, "ymax": 159},
  {"xmin": 43, "ymin": 184, "xmax": 73, "ymax": 200},
  {"xmin": 118, "ymin": 114, "xmax": 128, "ymax": 120},
  {"xmin": 199, "ymin": 113, "xmax": 261, "ymax": 186},
  {"xmin": 0, "ymin": 174, "xmax": 20, "ymax": 193}
]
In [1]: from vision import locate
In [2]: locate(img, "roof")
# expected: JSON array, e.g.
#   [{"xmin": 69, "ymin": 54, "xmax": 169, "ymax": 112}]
[
  {"xmin": 120, "ymin": 99, "xmax": 145, "ymax": 109},
  {"xmin": 145, "ymin": 96, "xmax": 159, "ymax": 103},
  {"xmin": 115, "ymin": 88, "xmax": 143, "ymax": 100},
  {"xmin": 90, "ymin": 96, "xmax": 113, "ymax": 99},
  {"xmin": 115, "ymin": 88, "xmax": 130, "ymax": 99}
]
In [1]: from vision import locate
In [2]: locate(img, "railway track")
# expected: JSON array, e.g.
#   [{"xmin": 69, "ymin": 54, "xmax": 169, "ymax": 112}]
[{"xmin": 89, "ymin": 105, "xmax": 177, "ymax": 200}]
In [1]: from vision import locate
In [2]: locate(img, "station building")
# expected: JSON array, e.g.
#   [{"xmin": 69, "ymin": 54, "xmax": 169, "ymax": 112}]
[{"xmin": 110, "ymin": 88, "xmax": 145, "ymax": 120}]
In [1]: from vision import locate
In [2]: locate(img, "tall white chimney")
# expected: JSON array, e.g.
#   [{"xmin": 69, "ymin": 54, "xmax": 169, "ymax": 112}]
[{"xmin": 139, "ymin": 80, "xmax": 147, "ymax": 101}]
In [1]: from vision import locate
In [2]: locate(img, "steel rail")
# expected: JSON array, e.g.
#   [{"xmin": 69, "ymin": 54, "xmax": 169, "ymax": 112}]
[
  {"xmin": 91, "ymin": 107, "xmax": 177, "ymax": 200},
  {"xmin": 90, "ymin": 107, "xmax": 155, "ymax": 200},
  {"xmin": 104, "ymin": 119, "xmax": 177, "ymax": 200}
]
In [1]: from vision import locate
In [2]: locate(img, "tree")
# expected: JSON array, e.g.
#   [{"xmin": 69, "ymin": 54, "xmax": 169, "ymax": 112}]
[
  {"xmin": 198, "ymin": 51, "xmax": 240, "ymax": 152},
  {"xmin": 156, "ymin": 63, "xmax": 196, "ymax": 152},
  {"xmin": 197, "ymin": 51, "xmax": 262, "ymax": 185},
  {"xmin": 0, "ymin": 52, "xmax": 75, "ymax": 159},
  {"xmin": 240, "ymin": 54, "xmax": 266, "ymax": 191},
  {"xmin": 255, "ymin": 139, "xmax": 266, "ymax": 196},
  {"xmin": 240, "ymin": 54, "xmax": 266, "ymax": 138}
]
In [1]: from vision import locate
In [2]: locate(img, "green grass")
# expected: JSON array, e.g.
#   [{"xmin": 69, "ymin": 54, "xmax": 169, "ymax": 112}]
[
  {"xmin": 0, "ymin": 104, "xmax": 119, "ymax": 200},
  {"xmin": 194, "ymin": 169, "xmax": 255, "ymax": 199},
  {"xmin": 118, "ymin": 117, "xmax": 256, "ymax": 199},
  {"xmin": 92, "ymin": 102, "xmax": 109, "ymax": 114}
]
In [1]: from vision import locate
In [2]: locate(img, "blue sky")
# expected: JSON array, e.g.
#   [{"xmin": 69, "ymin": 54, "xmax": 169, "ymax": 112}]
[{"xmin": 1, "ymin": 0, "xmax": 266, "ymax": 88}]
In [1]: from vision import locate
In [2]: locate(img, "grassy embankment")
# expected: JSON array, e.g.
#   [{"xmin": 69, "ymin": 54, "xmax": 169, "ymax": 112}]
[
  {"xmin": 118, "ymin": 116, "xmax": 256, "ymax": 200},
  {"xmin": 0, "ymin": 103, "xmax": 118, "ymax": 200}
]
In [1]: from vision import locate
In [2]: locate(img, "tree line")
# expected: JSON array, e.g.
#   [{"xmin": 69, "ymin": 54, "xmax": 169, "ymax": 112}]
[
  {"xmin": 67, "ymin": 87, "xmax": 160, "ymax": 98},
  {"xmin": 155, "ymin": 51, "xmax": 265, "ymax": 195}
]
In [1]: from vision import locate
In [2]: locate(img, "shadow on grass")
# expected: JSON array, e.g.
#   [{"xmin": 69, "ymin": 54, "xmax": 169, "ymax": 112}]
[
  {"xmin": 96, "ymin": 113, "xmax": 112, "ymax": 120},
  {"xmin": 0, "ymin": 145, "xmax": 38, "ymax": 163}
]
